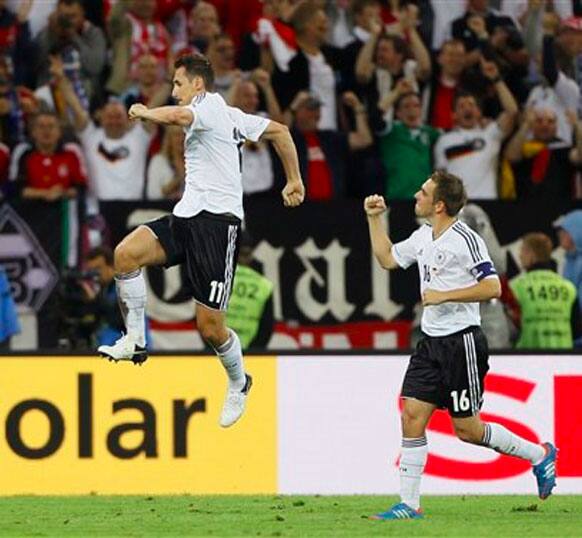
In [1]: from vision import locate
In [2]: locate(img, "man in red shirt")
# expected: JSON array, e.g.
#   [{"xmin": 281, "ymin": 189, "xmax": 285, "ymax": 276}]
[
  {"xmin": 15, "ymin": 111, "xmax": 86, "ymax": 201},
  {"xmin": 426, "ymin": 39, "xmax": 467, "ymax": 130},
  {"xmin": 288, "ymin": 90, "xmax": 372, "ymax": 200}
]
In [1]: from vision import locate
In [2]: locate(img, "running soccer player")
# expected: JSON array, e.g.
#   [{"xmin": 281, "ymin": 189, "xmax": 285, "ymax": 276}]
[
  {"xmin": 364, "ymin": 170, "xmax": 557, "ymax": 520},
  {"xmin": 98, "ymin": 54, "xmax": 305, "ymax": 428}
]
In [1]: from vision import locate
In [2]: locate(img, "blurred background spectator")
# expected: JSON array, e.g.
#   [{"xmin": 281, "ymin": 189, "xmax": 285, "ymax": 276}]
[
  {"xmin": 509, "ymin": 232, "xmax": 579, "ymax": 349},
  {"xmin": 12, "ymin": 110, "xmax": 86, "ymax": 201},
  {"xmin": 35, "ymin": 0, "xmax": 107, "ymax": 107}
]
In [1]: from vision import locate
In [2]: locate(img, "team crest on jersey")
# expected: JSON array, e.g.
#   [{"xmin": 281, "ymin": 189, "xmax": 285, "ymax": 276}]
[{"xmin": 435, "ymin": 250, "xmax": 446, "ymax": 266}]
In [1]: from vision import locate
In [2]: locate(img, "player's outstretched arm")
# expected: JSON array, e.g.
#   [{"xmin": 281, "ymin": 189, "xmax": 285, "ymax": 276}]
[
  {"xmin": 364, "ymin": 195, "xmax": 399, "ymax": 270},
  {"xmin": 128, "ymin": 103, "xmax": 194, "ymax": 127},
  {"xmin": 423, "ymin": 277, "xmax": 501, "ymax": 306},
  {"xmin": 261, "ymin": 120, "xmax": 305, "ymax": 207}
]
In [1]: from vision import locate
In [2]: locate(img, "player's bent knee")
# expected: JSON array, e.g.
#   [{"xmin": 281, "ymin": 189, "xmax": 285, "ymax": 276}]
[
  {"xmin": 198, "ymin": 316, "xmax": 228, "ymax": 348},
  {"xmin": 114, "ymin": 242, "xmax": 141, "ymax": 274}
]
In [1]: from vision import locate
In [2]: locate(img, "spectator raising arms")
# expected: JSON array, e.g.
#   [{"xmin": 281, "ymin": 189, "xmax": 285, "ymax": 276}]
[{"xmin": 434, "ymin": 59, "xmax": 518, "ymax": 199}]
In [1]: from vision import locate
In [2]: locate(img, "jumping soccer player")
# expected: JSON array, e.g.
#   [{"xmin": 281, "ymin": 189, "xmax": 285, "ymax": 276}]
[
  {"xmin": 364, "ymin": 170, "xmax": 557, "ymax": 519},
  {"xmin": 98, "ymin": 54, "xmax": 305, "ymax": 428}
]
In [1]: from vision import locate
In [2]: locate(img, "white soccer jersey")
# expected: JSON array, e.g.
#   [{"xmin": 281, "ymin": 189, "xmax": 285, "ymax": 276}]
[
  {"xmin": 434, "ymin": 122, "xmax": 503, "ymax": 199},
  {"xmin": 172, "ymin": 92, "xmax": 270, "ymax": 220},
  {"xmin": 391, "ymin": 220, "xmax": 499, "ymax": 337}
]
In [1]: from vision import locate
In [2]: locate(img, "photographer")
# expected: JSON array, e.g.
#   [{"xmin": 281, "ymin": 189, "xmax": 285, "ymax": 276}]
[
  {"xmin": 34, "ymin": 0, "xmax": 106, "ymax": 104},
  {"xmin": 83, "ymin": 246, "xmax": 151, "ymax": 348}
]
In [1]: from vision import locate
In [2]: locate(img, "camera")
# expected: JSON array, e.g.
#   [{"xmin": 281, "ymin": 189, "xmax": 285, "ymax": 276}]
[{"xmin": 56, "ymin": 269, "xmax": 102, "ymax": 349}]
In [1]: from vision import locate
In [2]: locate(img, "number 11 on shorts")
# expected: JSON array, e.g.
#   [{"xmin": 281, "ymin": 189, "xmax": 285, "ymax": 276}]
[
  {"xmin": 451, "ymin": 389, "xmax": 470, "ymax": 412},
  {"xmin": 209, "ymin": 280, "xmax": 225, "ymax": 304}
]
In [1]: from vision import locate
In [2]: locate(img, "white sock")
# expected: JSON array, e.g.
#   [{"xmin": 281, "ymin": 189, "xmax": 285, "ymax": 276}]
[
  {"xmin": 115, "ymin": 269, "xmax": 146, "ymax": 347},
  {"xmin": 400, "ymin": 436, "xmax": 427, "ymax": 510},
  {"xmin": 482, "ymin": 423, "xmax": 545, "ymax": 464},
  {"xmin": 216, "ymin": 329, "xmax": 245, "ymax": 391}
]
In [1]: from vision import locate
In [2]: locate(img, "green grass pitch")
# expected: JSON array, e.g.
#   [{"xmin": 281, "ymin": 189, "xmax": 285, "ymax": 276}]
[{"xmin": 0, "ymin": 495, "xmax": 579, "ymax": 537}]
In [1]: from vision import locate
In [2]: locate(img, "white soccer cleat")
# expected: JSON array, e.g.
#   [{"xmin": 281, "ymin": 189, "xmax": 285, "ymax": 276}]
[
  {"xmin": 98, "ymin": 334, "xmax": 148, "ymax": 365},
  {"xmin": 219, "ymin": 374, "xmax": 253, "ymax": 428}
]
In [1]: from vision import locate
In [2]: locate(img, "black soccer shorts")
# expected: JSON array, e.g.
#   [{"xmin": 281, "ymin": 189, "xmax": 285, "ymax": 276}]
[
  {"xmin": 401, "ymin": 326, "xmax": 490, "ymax": 418},
  {"xmin": 144, "ymin": 211, "xmax": 241, "ymax": 311}
]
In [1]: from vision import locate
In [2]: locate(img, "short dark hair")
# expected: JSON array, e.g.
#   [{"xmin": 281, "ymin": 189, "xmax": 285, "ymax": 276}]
[
  {"xmin": 431, "ymin": 170, "xmax": 467, "ymax": 217},
  {"xmin": 395, "ymin": 91, "xmax": 420, "ymax": 111},
  {"xmin": 452, "ymin": 89, "xmax": 481, "ymax": 112},
  {"xmin": 378, "ymin": 34, "xmax": 409, "ymax": 58},
  {"xmin": 86, "ymin": 246, "xmax": 114, "ymax": 266},
  {"xmin": 174, "ymin": 54, "xmax": 214, "ymax": 89}
]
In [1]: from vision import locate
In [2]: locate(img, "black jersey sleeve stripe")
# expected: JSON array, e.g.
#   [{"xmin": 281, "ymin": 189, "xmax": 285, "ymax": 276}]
[
  {"xmin": 453, "ymin": 227, "xmax": 478, "ymax": 263},
  {"xmin": 456, "ymin": 223, "xmax": 483, "ymax": 260},
  {"xmin": 453, "ymin": 224, "xmax": 483, "ymax": 262}
]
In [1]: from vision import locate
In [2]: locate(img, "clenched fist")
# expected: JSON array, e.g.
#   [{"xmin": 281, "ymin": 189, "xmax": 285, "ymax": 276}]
[
  {"xmin": 364, "ymin": 194, "xmax": 387, "ymax": 216},
  {"xmin": 128, "ymin": 103, "xmax": 148, "ymax": 121},
  {"xmin": 282, "ymin": 179, "xmax": 305, "ymax": 207}
]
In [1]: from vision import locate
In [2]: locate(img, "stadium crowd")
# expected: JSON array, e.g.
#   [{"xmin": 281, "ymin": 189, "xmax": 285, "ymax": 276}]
[{"xmin": 1, "ymin": 0, "xmax": 582, "ymax": 349}]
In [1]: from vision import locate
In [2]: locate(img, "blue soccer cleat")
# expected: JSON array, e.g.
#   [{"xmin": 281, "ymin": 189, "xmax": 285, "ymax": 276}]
[
  {"xmin": 370, "ymin": 502, "xmax": 424, "ymax": 520},
  {"xmin": 533, "ymin": 442, "xmax": 557, "ymax": 500}
]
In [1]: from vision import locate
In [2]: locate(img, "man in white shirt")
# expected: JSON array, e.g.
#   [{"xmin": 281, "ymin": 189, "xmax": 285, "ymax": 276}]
[
  {"xmin": 98, "ymin": 54, "xmax": 305, "ymax": 429},
  {"xmin": 364, "ymin": 170, "xmax": 557, "ymax": 520},
  {"xmin": 434, "ymin": 59, "xmax": 518, "ymax": 199}
]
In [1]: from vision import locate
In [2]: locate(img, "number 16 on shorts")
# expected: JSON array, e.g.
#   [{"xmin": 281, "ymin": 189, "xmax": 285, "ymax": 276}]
[
  {"xmin": 209, "ymin": 280, "xmax": 225, "ymax": 304},
  {"xmin": 450, "ymin": 389, "xmax": 470, "ymax": 413}
]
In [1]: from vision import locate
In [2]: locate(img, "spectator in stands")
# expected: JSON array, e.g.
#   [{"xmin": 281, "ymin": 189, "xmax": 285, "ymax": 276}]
[
  {"xmin": 434, "ymin": 59, "xmax": 518, "ymax": 199},
  {"xmin": 35, "ymin": 0, "xmax": 107, "ymax": 104},
  {"xmin": 509, "ymin": 232, "xmax": 579, "ymax": 349},
  {"xmin": 451, "ymin": 0, "xmax": 517, "ymax": 68},
  {"xmin": 424, "ymin": 39, "xmax": 467, "ymax": 130},
  {"xmin": 183, "ymin": 0, "xmax": 220, "ymax": 55},
  {"xmin": 326, "ymin": 0, "xmax": 355, "ymax": 48},
  {"xmin": 239, "ymin": 0, "xmax": 296, "ymax": 73},
  {"xmin": 0, "ymin": 54, "xmax": 39, "ymax": 147},
  {"xmin": 526, "ymin": 12, "xmax": 580, "ymax": 145},
  {"xmin": 231, "ymin": 69, "xmax": 283, "ymax": 197},
  {"xmin": 504, "ymin": 107, "xmax": 577, "ymax": 199},
  {"xmin": 206, "ymin": 33, "xmax": 238, "ymax": 99},
  {"xmin": 355, "ymin": 6, "xmax": 431, "ymax": 131},
  {"xmin": 272, "ymin": 1, "xmax": 343, "ymax": 129},
  {"xmin": 554, "ymin": 209, "xmax": 582, "ymax": 314},
  {"xmin": 377, "ymin": 78, "xmax": 440, "ymax": 200},
  {"xmin": 107, "ymin": 0, "xmax": 171, "ymax": 95},
  {"xmin": 14, "ymin": 111, "xmax": 86, "ymax": 201},
  {"xmin": 83, "ymin": 245, "xmax": 151, "ymax": 348},
  {"xmin": 226, "ymin": 232, "xmax": 274, "ymax": 350},
  {"xmin": 0, "ymin": 0, "xmax": 35, "ymax": 87},
  {"xmin": 146, "ymin": 125, "xmax": 184, "ymax": 200},
  {"xmin": 341, "ymin": 0, "xmax": 382, "ymax": 95},
  {"xmin": 156, "ymin": 0, "xmax": 197, "ymax": 55},
  {"xmin": 286, "ymin": 90, "xmax": 372, "ymax": 200},
  {"xmin": 120, "ymin": 52, "xmax": 171, "ymax": 110},
  {"xmin": 60, "ymin": 71, "xmax": 154, "ymax": 201}
]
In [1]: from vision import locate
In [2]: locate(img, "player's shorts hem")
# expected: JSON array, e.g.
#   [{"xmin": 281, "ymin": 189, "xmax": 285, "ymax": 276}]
[
  {"xmin": 401, "ymin": 392, "xmax": 443, "ymax": 408},
  {"xmin": 193, "ymin": 297, "xmax": 228, "ymax": 313}
]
